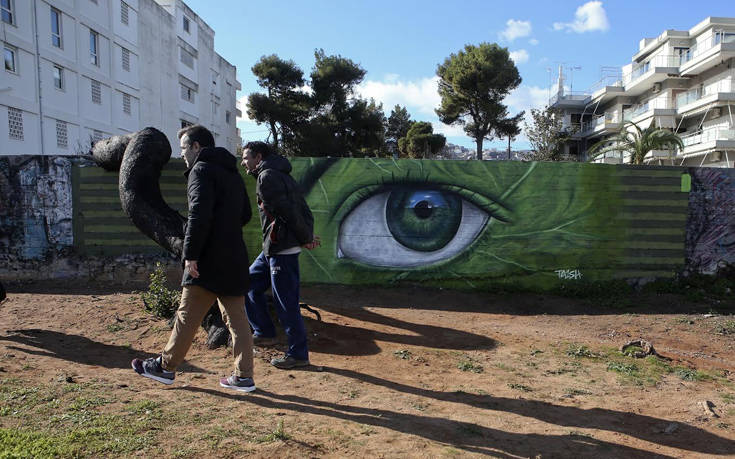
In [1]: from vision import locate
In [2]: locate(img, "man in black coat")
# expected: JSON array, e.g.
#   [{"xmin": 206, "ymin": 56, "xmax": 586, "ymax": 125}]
[
  {"xmin": 241, "ymin": 141, "xmax": 319, "ymax": 369},
  {"xmin": 132, "ymin": 125, "xmax": 256, "ymax": 392}
]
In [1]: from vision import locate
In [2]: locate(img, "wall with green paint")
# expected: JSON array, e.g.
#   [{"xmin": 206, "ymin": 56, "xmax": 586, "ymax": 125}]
[
  {"xmin": 284, "ymin": 158, "xmax": 690, "ymax": 290},
  {"xmin": 71, "ymin": 157, "xmax": 693, "ymax": 290}
]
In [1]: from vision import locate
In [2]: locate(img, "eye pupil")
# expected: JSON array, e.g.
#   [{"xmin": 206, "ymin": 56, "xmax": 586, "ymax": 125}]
[
  {"xmin": 386, "ymin": 190, "xmax": 462, "ymax": 252},
  {"xmin": 413, "ymin": 200, "xmax": 433, "ymax": 219}
]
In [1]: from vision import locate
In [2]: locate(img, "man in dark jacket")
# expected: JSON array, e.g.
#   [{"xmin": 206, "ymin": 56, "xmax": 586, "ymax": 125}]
[
  {"xmin": 241, "ymin": 141, "xmax": 319, "ymax": 369},
  {"xmin": 132, "ymin": 125, "xmax": 256, "ymax": 392}
]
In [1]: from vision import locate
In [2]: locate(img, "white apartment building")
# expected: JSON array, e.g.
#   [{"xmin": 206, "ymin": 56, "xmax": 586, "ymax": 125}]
[
  {"xmin": 1, "ymin": 0, "xmax": 242, "ymax": 158},
  {"xmin": 550, "ymin": 17, "xmax": 735, "ymax": 167}
]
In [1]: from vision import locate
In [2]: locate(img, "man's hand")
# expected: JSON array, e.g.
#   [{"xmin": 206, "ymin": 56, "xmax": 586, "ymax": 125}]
[
  {"xmin": 185, "ymin": 260, "xmax": 200, "ymax": 278},
  {"xmin": 302, "ymin": 235, "xmax": 321, "ymax": 250}
]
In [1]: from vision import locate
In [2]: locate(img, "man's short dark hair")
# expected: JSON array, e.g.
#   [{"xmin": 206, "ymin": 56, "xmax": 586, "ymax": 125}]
[
  {"xmin": 243, "ymin": 141, "xmax": 273, "ymax": 158},
  {"xmin": 178, "ymin": 125, "xmax": 214, "ymax": 149}
]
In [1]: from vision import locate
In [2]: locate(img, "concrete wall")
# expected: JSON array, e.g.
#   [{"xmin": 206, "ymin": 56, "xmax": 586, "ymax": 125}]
[{"xmin": 1, "ymin": 157, "xmax": 733, "ymax": 289}]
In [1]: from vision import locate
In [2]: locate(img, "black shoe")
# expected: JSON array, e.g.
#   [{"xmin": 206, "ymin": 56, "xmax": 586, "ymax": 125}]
[
  {"xmin": 270, "ymin": 355, "xmax": 310, "ymax": 369},
  {"xmin": 132, "ymin": 356, "xmax": 175, "ymax": 385}
]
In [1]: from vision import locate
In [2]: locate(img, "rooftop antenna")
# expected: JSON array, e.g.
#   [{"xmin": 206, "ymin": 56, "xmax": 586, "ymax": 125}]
[{"xmin": 567, "ymin": 65, "xmax": 582, "ymax": 93}]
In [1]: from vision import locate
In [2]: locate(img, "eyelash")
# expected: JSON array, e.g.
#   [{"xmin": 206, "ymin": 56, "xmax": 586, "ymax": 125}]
[{"xmin": 332, "ymin": 174, "xmax": 512, "ymax": 224}]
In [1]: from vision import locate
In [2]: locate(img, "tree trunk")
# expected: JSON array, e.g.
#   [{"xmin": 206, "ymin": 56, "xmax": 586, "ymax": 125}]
[
  {"xmin": 269, "ymin": 120, "xmax": 279, "ymax": 151},
  {"xmin": 507, "ymin": 137, "xmax": 512, "ymax": 160},
  {"xmin": 476, "ymin": 138, "xmax": 483, "ymax": 160}
]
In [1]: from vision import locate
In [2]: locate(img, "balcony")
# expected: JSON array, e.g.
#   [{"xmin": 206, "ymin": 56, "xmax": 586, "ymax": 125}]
[
  {"xmin": 679, "ymin": 33, "xmax": 735, "ymax": 76},
  {"xmin": 677, "ymin": 128, "xmax": 735, "ymax": 156},
  {"xmin": 549, "ymin": 91, "xmax": 590, "ymax": 108},
  {"xmin": 623, "ymin": 97, "xmax": 675, "ymax": 122},
  {"xmin": 579, "ymin": 112, "xmax": 622, "ymax": 136},
  {"xmin": 675, "ymin": 80, "xmax": 735, "ymax": 114},
  {"xmin": 620, "ymin": 55, "xmax": 679, "ymax": 97}
]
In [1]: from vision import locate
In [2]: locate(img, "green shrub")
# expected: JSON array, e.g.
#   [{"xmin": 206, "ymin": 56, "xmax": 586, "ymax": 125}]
[{"xmin": 141, "ymin": 262, "xmax": 180, "ymax": 319}]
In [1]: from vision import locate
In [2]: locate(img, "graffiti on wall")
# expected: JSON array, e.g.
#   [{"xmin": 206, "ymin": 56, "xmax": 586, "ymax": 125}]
[
  {"xmin": 0, "ymin": 157, "xmax": 73, "ymax": 261},
  {"xmin": 239, "ymin": 159, "xmax": 691, "ymax": 290},
  {"xmin": 64, "ymin": 157, "xmax": 732, "ymax": 289},
  {"xmin": 686, "ymin": 168, "xmax": 735, "ymax": 274}
]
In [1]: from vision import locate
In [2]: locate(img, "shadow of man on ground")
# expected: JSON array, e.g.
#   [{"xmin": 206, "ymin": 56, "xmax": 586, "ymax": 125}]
[
  {"xmin": 321, "ymin": 366, "xmax": 735, "ymax": 456},
  {"xmin": 0, "ymin": 328, "xmax": 205, "ymax": 373},
  {"xmin": 177, "ymin": 385, "xmax": 674, "ymax": 458}
]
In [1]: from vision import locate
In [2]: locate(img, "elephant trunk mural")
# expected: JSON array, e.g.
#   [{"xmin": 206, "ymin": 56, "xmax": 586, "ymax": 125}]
[{"xmin": 90, "ymin": 127, "xmax": 230, "ymax": 348}]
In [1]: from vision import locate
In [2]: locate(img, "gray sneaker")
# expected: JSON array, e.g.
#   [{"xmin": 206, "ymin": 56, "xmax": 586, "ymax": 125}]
[
  {"xmin": 132, "ymin": 356, "xmax": 175, "ymax": 385},
  {"xmin": 271, "ymin": 355, "xmax": 310, "ymax": 369},
  {"xmin": 219, "ymin": 375, "xmax": 256, "ymax": 392}
]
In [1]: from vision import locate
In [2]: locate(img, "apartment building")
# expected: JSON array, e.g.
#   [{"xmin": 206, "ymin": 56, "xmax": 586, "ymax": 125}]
[
  {"xmin": 550, "ymin": 17, "xmax": 735, "ymax": 167},
  {"xmin": 1, "ymin": 0, "xmax": 242, "ymax": 157}
]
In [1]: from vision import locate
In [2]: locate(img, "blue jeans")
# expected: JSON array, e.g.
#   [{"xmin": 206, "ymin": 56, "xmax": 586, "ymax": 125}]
[{"xmin": 245, "ymin": 251, "xmax": 308, "ymax": 361}]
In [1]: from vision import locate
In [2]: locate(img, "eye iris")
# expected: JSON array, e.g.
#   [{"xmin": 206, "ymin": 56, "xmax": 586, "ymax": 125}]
[{"xmin": 386, "ymin": 190, "xmax": 462, "ymax": 252}]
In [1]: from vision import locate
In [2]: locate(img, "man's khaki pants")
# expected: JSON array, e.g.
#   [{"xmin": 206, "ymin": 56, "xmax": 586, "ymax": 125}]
[{"xmin": 161, "ymin": 285, "xmax": 253, "ymax": 378}]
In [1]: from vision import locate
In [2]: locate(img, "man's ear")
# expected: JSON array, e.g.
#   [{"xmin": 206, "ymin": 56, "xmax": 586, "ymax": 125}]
[{"xmin": 193, "ymin": 141, "xmax": 201, "ymax": 152}]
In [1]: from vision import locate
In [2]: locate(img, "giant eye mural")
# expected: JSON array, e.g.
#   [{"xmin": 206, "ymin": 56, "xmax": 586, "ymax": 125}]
[
  {"xmin": 259, "ymin": 158, "xmax": 690, "ymax": 290},
  {"xmin": 337, "ymin": 185, "xmax": 497, "ymax": 267}
]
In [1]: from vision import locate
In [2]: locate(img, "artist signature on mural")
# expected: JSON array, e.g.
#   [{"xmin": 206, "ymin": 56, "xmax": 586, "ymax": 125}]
[{"xmin": 555, "ymin": 269, "xmax": 582, "ymax": 280}]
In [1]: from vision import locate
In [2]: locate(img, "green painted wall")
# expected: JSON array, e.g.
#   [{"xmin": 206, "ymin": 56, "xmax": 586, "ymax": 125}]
[{"xmin": 74, "ymin": 158, "xmax": 690, "ymax": 290}]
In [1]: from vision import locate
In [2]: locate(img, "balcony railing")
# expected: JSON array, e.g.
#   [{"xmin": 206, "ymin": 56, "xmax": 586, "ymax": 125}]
[
  {"xmin": 680, "ymin": 32, "xmax": 735, "ymax": 66},
  {"xmin": 621, "ymin": 55, "xmax": 677, "ymax": 86},
  {"xmin": 549, "ymin": 91, "xmax": 589, "ymax": 106},
  {"xmin": 675, "ymin": 80, "xmax": 733, "ymax": 108},
  {"xmin": 581, "ymin": 112, "xmax": 621, "ymax": 132},
  {"xmin": 679, "ymin": 128, "xmax": 735, "ymax": 148},
  {"xmin": 622, "ymin": 97, "xmax": 673, "ymax": 121}
]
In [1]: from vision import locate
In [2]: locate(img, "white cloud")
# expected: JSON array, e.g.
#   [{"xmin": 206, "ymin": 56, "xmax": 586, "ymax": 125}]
[
  {"xmin": 553, "ymin": 1, "xmax": 610, "ymax": 33},
  {"xmin": 529, "ymin": 38, "xmax": 539, "ymax": 45},
  {"xmin": 509, "ymin": 49, "xmax": 529, "ymax": 64},
  {"xmin": 499, "ymin": 19, "xmax": 532, "ymax": 42},
  {"xmin": 356, "ymin": 76, "xmax": 441, "ymax": 116},
  {"xmin": 506, "ymin": 85, "xmax": 550, "ymax": 114},
  {"xmin": 432, "ymin": 122, "xmax": 467, "ymax": 138}
]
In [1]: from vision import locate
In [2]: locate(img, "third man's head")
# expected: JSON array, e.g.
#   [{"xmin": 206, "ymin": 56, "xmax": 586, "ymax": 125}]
[{"xmin": 241, "ymin": 141, "xmax": 272, "ymax": 174}]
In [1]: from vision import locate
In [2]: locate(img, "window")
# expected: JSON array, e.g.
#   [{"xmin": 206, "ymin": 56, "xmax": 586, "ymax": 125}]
[
  {"xmin": 121, "ymin": 47, "xmax": 130, "ymax": 71},
  {"xmin": 179, "ymin": 47, "xmax": 193, "ymax": 69},
  {"xmin": 180, "ymin": 119, "xmax": 193, "ymax": 129},
  {"xmin": 1, "ymin": 0, "xmax": 13, "ymax": 25},
  {"xmin": 120, "ymin": 1, "xmax": 129, "ymax": 25},
  {"xmin": 183, "ymin": 16, "xmax": 190, "ymax": 33},
  {"xmin": 4, "ymin": 45, "xmax": 15, "ymax": 73},
  {"xmin": 226, "ymin": 111, "xmax": 231, "ymax": 124},
  {"xmin": 56, "ymin": 120, "xmax": 68, "ymax": 148},
  {"xmin": 91, "ymin": 79, "xmax": 101, "ymax": 104},
  {"xmin": 714, "ymin": 31, "xmax": 735, "ymax": 45},
  {"xmin": 51, "ymin": 8, "xmax": 63, "ymax": 48},
  {"xmin": 122, "ymin": 93, "xmax": 131, "ymax": 114},
  {"xmin": 53, "ymin": 65, "xmax": 63, "ymax": 90},
  {"xmin": 89, "ymin": 30, "xmax": 99, "ymax": 66},
  {"xmin": 180, "ymin": 84, "xmax": 195, "ymax": 103},
  {"xmin": 8, "ymin": 107, "xmax": 23, "ymax": 140}
]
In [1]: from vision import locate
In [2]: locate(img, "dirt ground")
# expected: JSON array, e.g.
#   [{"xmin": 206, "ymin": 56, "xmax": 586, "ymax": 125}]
[{"xmin": 1, "ymin": 281, "xmax": 735, "ymax": 458}]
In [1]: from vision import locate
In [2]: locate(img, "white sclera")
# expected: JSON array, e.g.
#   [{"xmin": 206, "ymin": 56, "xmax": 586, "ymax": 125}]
[{"xmin": 337, "ymin": 192, "xmax": 489, "ymax": 268}]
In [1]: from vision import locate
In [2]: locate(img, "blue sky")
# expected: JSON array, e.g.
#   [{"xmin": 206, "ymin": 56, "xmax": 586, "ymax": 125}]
[{"xmin": 183, "ymin": 0, "xmax": 734, "ymax": 150}]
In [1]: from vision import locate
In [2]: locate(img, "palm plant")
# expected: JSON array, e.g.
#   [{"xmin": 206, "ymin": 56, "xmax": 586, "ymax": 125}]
[{"xmin": 588, "ymin": 121, "xmax": 684, "ymax": 165}]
